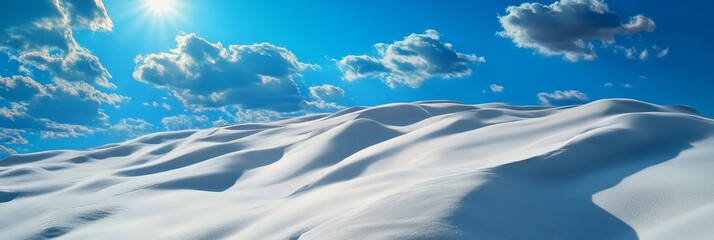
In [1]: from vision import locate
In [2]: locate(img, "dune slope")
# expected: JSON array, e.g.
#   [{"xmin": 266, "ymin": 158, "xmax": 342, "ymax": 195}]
[{"xmin": 1, "ymin": 99, "xmax": 713, "ymax": 239}]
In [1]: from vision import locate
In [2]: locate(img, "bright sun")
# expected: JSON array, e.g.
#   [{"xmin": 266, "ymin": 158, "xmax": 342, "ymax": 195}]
[{"xmin": 144, "ymin": 0, "xmax": 175, "ymax": 15}]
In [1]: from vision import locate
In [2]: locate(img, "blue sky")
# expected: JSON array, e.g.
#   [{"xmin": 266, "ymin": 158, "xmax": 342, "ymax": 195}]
[{"xmin": 1, "ymin": 0, "xmax": 712, "ymax": 157}]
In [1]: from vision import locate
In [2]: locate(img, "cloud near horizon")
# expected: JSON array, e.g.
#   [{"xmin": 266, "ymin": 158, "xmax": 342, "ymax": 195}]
[
  {"xmin": 490, "ymin": 84, "xmax": 505, "ymax": 93},
  {"xmin": 305, "ymin": 84, "xmax": 346, "ymax": 110},
  {"xmin": 133, "ymin": 33, "xmax": 319, "ymax": 112},
  {"xmin": 538, "ymin": 90, "xmax": 589, "ymax": 106},
  {"xmin": 499, "ymin": 0, "xmax": 656, "ymax": 61},
  {"xmin": 337, "ymin": 29, "xmax": 485, "ymax": 88}
]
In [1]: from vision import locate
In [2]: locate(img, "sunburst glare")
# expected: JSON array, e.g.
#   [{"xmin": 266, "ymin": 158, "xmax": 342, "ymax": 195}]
[
  {"xmin": 115, "ymin": 0, "xmax": 188, "ymax": 46},
  {"xmin": 143, "ymin": 0, "xmax": 180, "ymax": 18}
]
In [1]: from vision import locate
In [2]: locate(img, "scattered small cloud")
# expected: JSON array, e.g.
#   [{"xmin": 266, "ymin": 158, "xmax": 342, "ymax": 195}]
[
  {"xmin": 0, "ymin": 145, "xmax": 16, "ymax": 156},
  {"xmin": 538, "ymin": 90, "xmax": 589, "ymax": 106},
  {"xmin": 653, "ymin": 45, "xmax": 669, "ymax": 58},
  {"xmin": 0, "ymin": 128, "xmax": 28, "ymax": 145},
  {"xmin": 639, "ymin": 49, "xmax": 649, "ymax": 61},
  {"xmin": 98, "ymin": 118, "xmax": 155, "ymax": 140},
  {"xmin": 623, "ymin": 83, "xmax": 633, "ymax": 88},
  {"xmin": 616, "ymin": 46, "xmax": 651, "ymax": 61},
  {"xmin": 161, "ymin": 114, "xmax": 210, "ymax": 131},
  {"xmin": 309, "ymin": 84, "xmax": 345, "ymax": 101},
  {"xmin": 231, "ymin": 108, "xmax": 284, "ymax": 123},
  {"xmin": 490, "ymin": 84, "xmax": 505, "ymax": 93},
  {"xmin": 337, "ymin": 29, "xmax": 484, "ymax": 88},
  {"xmin": 604, "ymin": 82, "xmax": 614, "ymax": 87},
  {"xmin": 212, "ymin": 117, "xmax": 230, "ymax": 127},
  {"xmin": 625, "ymin": 47, "xmax": 638, "ymax": 60},
  {"xmin": 142, "ymin": 101, "xmax": 172, "ymax": 111},
  {"xmin": 499, "ymin": 0, "xmax": 656, "ymax": 61}
]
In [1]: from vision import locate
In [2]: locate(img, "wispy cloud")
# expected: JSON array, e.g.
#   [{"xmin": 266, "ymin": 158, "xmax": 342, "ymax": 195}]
[
  {"xmin": 490, "ymin": 84, "xmax": 505, "ymax": 93},
  {"xmin": 538, "ymin": 90, "xmax": 589, "ymax": 106}
]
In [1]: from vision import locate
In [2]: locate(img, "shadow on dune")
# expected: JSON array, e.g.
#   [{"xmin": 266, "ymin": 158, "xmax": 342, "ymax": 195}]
[
  {"xmin": 150, "ymin": 147, "xmax": 286, "ymax": 192},
  {"xmin": 444, "ymin": 113, "xmax": 711, "ymax": 240}
]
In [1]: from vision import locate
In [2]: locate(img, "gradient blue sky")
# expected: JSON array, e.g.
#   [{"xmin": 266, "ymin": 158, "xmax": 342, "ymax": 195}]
[{"xmin": 1, "ymin": 0, "xmax": 712, "ymax": 157}]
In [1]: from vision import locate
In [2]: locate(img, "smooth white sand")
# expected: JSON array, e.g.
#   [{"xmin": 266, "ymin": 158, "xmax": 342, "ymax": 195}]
[{"xmin": 1, "ymin": 99, "xmax": 712, "ymax": 239}]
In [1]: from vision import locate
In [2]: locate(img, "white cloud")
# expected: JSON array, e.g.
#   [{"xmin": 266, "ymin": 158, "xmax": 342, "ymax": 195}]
[
  {"xmin": 0, "ymin": 0, "xmax": 126, "ymax": 153},
  {"xmin": 0, "ymin": 76, "xmax": 125, "ymax": 126},
  {"xmin": 309, "ymin": 84, "xmax": 345, "ymax": 101},
  {"xmin": 653, "ymin": 45, "xmax": 669, "ymax": 58},
  {"xmin": 305, "ymin": 100, "xmax": 346, "ymax": 111},
  {"xmin": 60, "ymin": 0, "xmax": 113, "ymax": 31},
  {"xmin": 143, "ymin": 101, "xmax": 171, "ymax": 110},
  {"xmin": 499, "ymin": 0, "xmax": 656, "ymax": 61},
  {"xmin": 639, "ymin": 49, "xmax": 649, "ymax": 61},
  {"xmin": 133, "ymin": 33, "xmax": 317, "ymax": 112},
  {"xmin": 0, "ymin": 145, "xmax": 16, "ymax": 156},
  {"xmin": 306, "ymin": 84, "xmax": 346, "ymax": 110},
  {"xmin": 490, "ymin": 84, "xmax": 505, "ymax": 93},
  {"xmin": 0, "ymin": 0, "xmax": 114, "ymax": 87},
  {"xmin": 538, "ymin": 90, "xmax": 589, "ymax": 106},
  {"xmin": 233, "ymin": 109, "xmax": 284, "ymax": 123},
  {"xmin": 623, "ymin": 83, "xmax": 633, "ymax": 88},
  {"xmin": 161, "ymin": 114, "xmax": 210, "ymax": 131},
  {"xmin": 604, "ymin": 82, "xmax": 614, "ymax": 87},
  {"xmin": 39, "ymin": 122, "xmax": 93, "ymax": 139},
  {"xmin": 625, "ymin": 47, "xmax": 637, "ymax": 60},
  {"xmin": 0, "ymin": 102, "xmax": 28, "ymax": 121},
  {"xmin": 212, "ymin": 117, "xmax": 230, "ymax": 127},
  {"xmin": 100, "ymin": 118, "xmax": 155, "ymax": 139},
  {"xmin": 337, "ymin": 29, "xmax": 484, "ymax": 88},
  {"xmin": 0, "ymin": 128, "xmax": 28, "ymax": 145}
]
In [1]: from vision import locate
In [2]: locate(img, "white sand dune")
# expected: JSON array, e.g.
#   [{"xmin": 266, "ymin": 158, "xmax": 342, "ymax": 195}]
[{"xmin": 1, "ymin": 99, "xmax": 713, "ymax": 239}]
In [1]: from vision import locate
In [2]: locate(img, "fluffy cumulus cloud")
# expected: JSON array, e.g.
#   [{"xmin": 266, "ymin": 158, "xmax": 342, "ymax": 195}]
[
  {"xmin": 133, "ymin": 33, "xmax": 317, "ymax": 112},
  {"xmin": 0, "ymin": 0, "xmax": 124, "ymax": 156},
  {"xmin": 0, "ymin": 75, "xmax": 124, "ymax": 132},
  {"xmin": 337, "ymin": 29, "xmax": 485, "ymax": 88},
  {"xmin": 538, "ymin": 90, "xmax": 589, "ymax": 106},
  {"xmin": 0, "ymin": 0, "xmax": 114, "ymax": 87},
  {"xmin": 305, "ymin": 84, "xmax": 346, "ymax": 110},
  {"xmin": 309, "ymin": 84, "xmax": 346, "ymax": 101},
  {"xmin": 499, "ymin": 0, "xmax": 656, "ymax": 61}
]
